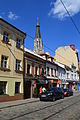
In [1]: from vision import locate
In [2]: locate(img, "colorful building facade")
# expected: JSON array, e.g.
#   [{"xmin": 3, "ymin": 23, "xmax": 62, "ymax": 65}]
[
  {"xmin": 0, "ymin": 18, "xmax": 26, "ymax": 102},
  {"xmin": 24, "ymin": 48, "xmax": 46, "ymax": 98}
]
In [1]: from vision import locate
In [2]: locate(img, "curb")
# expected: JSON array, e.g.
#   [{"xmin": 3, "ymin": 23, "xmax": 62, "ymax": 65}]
[{"xmin": 0, "ymin": 99, "xmax": 39, "ymax": 110}]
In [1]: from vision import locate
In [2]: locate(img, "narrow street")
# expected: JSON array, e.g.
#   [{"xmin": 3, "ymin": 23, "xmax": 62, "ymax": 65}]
[{"xmin": 0, "ymin": 92, "xmax": 80, "ymax": 120}]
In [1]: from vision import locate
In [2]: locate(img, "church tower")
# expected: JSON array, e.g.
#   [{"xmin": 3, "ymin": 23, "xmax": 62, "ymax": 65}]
[{"xmin": 34, "ymin": 17, "xmax": 44, "ymax": 53}]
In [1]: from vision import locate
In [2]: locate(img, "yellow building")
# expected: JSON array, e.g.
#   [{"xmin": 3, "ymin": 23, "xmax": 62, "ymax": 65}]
[
  {"xmin": 0, "ymin": 18, "xmax": 26, "ymax": 101},
  {"xmin": 55, "ymin": 44, "xmax": 79, "ymax": 71},
  {"xmin": 55, "ymin": 44, "xmax": 79, "ymax": 91}
]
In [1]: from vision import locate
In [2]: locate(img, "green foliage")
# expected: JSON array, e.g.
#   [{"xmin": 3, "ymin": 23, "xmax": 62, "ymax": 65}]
[{"xmin": 34, "ymin": 87, "xmax": 38, "ymax": 95}]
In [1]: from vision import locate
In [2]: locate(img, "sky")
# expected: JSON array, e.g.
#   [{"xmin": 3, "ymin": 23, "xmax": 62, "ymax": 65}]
[{"xmin": 0, "ymin": 0, "xmax": 80, "ymax": 59}]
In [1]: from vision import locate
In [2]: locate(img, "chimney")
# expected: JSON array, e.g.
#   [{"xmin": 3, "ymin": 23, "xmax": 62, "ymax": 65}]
[{"xmin": 70, "ymin": 44, "xmax": 75, "ymax": 51}]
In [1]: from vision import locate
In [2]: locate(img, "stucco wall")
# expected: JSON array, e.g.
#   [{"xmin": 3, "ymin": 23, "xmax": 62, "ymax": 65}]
[{"xmin": 55, "ymin": 46, "xmax": 79, "ymax": 71}]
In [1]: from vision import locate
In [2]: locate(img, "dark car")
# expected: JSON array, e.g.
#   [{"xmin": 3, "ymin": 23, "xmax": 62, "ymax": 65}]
[
  {"xmin": 63, "ymin": 88, "xmax": 73, "ymax": 97},
  {"xmin": 39, "ymin": 87, "xmax": 64, "ymax": 101}
]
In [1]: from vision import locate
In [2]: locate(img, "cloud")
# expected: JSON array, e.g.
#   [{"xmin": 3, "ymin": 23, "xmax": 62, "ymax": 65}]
[
  {"xmin": 0, "ymin": 16, "xmax": 2, "ymax": 18},
  {"xmin": 8, "ymin": 11, "xmax": 19, "ymax": 20},
  {"xmin": 48, "ymin": 0, "xmax": 80, "ymax": 20}
]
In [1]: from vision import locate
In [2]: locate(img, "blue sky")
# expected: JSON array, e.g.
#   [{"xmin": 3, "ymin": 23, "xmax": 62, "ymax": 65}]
[{"xmin": 0, "ymin": 0, "xmax": 80, "ymax": 58}]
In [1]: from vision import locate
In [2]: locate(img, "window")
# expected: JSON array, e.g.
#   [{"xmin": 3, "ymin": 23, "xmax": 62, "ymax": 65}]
[
  {"xmin": 35, "ymin": 66, "xmax": 38, "ymax": 75},
  {"xmin": 74, "ymin": 74, "xmax": 76, "ymax": 79},
  {"xmin": 0, "ymin": 82, "xmax": 7, "ymax": 95},
  {"xmin": 71, "ymin": 74, "xmax": 73, "ymax": 79},
  {"xmin": 15, "ymin": 82, "xmax": 20, "ymax": 94},
  {"xmin": 1, "ymin": 55, "xmax": 8, "ymax": 68},
  {"xmin": 16, "ymin": 59, "xmax": 21, "ymax": 71},
  {"xmin": 37, "ymin": 41, "xmax": 38, "ymax": 48},
  {"xmin": 41, "ymin": 68, "xmax": 44, "ymax": 76},
  {"xmin": 16, "ymin": 39, "xmax": 21, "ymax": 48},
  {"xmin": 47, "ymin": 67, "xmax": 49, "ymax": 75},
  {"xmin": 54, "ymin": 69, "xmax": 56, "ymax": 77},
  {"xmin": 51, "ymin": 68, "xmax": 53, "ymax": 76},
  {"xmin": 67, "ymin": 73, "xmax": 69, "ymax": 79},
  {"xmin": 51, "ymin": 58, "xmax": 53, "ymax": 62},
  {"xmin": 27, "ymin": 64, "xmax": 30, "ymax": 74},
  {"xmin": 3, "ymin": 32, "xmax": 9, "ymax": 43}
]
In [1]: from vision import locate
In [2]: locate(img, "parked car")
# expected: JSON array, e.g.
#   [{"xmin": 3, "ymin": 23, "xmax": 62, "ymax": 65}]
[
  {"xmin": 63, "ymin": 88, "xmax": 73, "ymax": 97},
  {"xmin": 39, "ymin": 87, "xmax": 64, "ymax": 101}
]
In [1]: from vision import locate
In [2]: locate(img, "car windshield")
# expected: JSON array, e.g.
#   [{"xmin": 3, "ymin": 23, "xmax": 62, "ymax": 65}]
[
  {"xmin": 64, "ymin": 89, "xmax": 68, "ymax": 92},
  {"xmin": 49, "ymin": 87, "xmax": 58, "ymax": 92}
]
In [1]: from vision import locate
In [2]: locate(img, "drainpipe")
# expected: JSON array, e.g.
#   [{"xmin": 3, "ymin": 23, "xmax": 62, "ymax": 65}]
[{"xmin": 23, "ymin": 35, "xmax": 26, "ymax": 99}]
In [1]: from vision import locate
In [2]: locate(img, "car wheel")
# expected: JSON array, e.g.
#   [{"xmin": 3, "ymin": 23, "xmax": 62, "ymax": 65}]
[
  {"xmin": 67, "ymin": 94, "xmax": 69, "ymax": 97},
  {"xmin": 52, "ymin": 96, "xmax": 55, "ymax": 101},
  {"xmin": 61, "ymin": 95, "xmax": 64, "ymax": 99},
  {"xmin": 40, "ymin": 98, "xmax": 42, "ymax": 101}
]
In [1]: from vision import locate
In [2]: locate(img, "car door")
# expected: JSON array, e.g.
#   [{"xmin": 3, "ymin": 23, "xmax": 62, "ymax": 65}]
[
  {"xmin": 54, "ymin": 87, "xmax": 59, "ymax": 99},
  {"xmin": 57, "ymin": 88, "xmax": 61, "ymax": 98},
  {"xmin": 58, "ymin": 88, "xmax": 63, "ymax": 98}
]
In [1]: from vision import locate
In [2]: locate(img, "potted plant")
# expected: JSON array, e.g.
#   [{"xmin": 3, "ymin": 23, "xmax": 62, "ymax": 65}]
[{"xmin": 33, "ymin": 87, "xmax": 38, "ymax": 97}]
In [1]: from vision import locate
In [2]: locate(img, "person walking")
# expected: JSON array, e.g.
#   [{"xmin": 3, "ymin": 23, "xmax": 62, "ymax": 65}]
[
  {"xmin": 42, "ymin": 86, "xmax": 46, "ymax": 93},
  {"xmin": 40, "ymin": 86, "xmax": 43, "ymax": 94}
]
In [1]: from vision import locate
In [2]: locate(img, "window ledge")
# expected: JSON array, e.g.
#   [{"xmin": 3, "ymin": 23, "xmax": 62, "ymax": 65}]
[
  {"xmin": 16, "ymin": 47, "xmax": 23, "ymax": 51},
  {"xmin": 1, "ymin": 40, "xmax": 12, "ymax": 46},
  {"xmin": 15, "ymin": 70, "xmax": 23, "ymax": 74},
  {"xmin": 52, "ymin": 75, "xmax": 54, "ymax": 77},
  {"xmin": 0, "ymin": 67, "xmax": 11, "ymax": 72}
]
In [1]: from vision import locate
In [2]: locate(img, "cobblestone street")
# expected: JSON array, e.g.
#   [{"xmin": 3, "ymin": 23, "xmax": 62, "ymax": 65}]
[{"xmin": 0, "ymin": 92, "xmax": 80, "ymax": 120}]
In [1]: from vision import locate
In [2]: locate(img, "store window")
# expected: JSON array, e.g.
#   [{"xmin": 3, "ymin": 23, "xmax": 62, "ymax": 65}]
[
  {"xmin": 15, "ymin": 82, "xmax": 20, "ymax": 94},
  {"xmin": 0, "ymin": 82, "xmax": 7, "ymax": 95}
]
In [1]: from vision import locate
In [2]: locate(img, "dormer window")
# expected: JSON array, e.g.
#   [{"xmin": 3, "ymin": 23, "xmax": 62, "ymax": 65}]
[
  {"xmin": 3, "ymin": 32, "xmax": 9, "ymax": 43},
  {"xmin": 16, "ymin": 39, "xmax": 21, "ymax": 48}
]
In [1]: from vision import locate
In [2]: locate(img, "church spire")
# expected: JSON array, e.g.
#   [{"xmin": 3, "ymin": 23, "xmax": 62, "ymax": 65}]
[
  {"xmin": 36, "ymin": 17, "xmax": 40, "ymax": 26},
  {"xmin": 34, "ymin": 17, "xmax": 44, "ymax": 54},
  {"xmin": 35, "ymin": 17, "xmax": 41, "ymax": 38}
]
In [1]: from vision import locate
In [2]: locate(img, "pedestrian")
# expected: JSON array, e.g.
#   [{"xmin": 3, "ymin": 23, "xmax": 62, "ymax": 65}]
[
  {"xmin": 40, "ymin": 86, "xmax": 43, "ymax": 94},
  {"xmin": 42, "ymin": 86, "xmax": 46, "ymax": 93}
]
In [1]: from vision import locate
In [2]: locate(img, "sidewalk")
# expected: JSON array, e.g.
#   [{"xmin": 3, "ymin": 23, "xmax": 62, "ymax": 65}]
[{"xmin": 0, "ymin": 98, "xmax": 39, "ymax": 109}]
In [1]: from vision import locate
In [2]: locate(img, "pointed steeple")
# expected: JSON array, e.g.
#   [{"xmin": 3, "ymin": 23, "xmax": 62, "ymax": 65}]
[
  {"xmin": 34, "ymin": 17, "xmax": 44, "ymax": 54},
  {"xmin": 36, "ymin": 17, "xmax": 40, "ymax": 26},
  {"xmin": 35, "ymin": 17, "xmax": 41, "ymax": 38}
]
